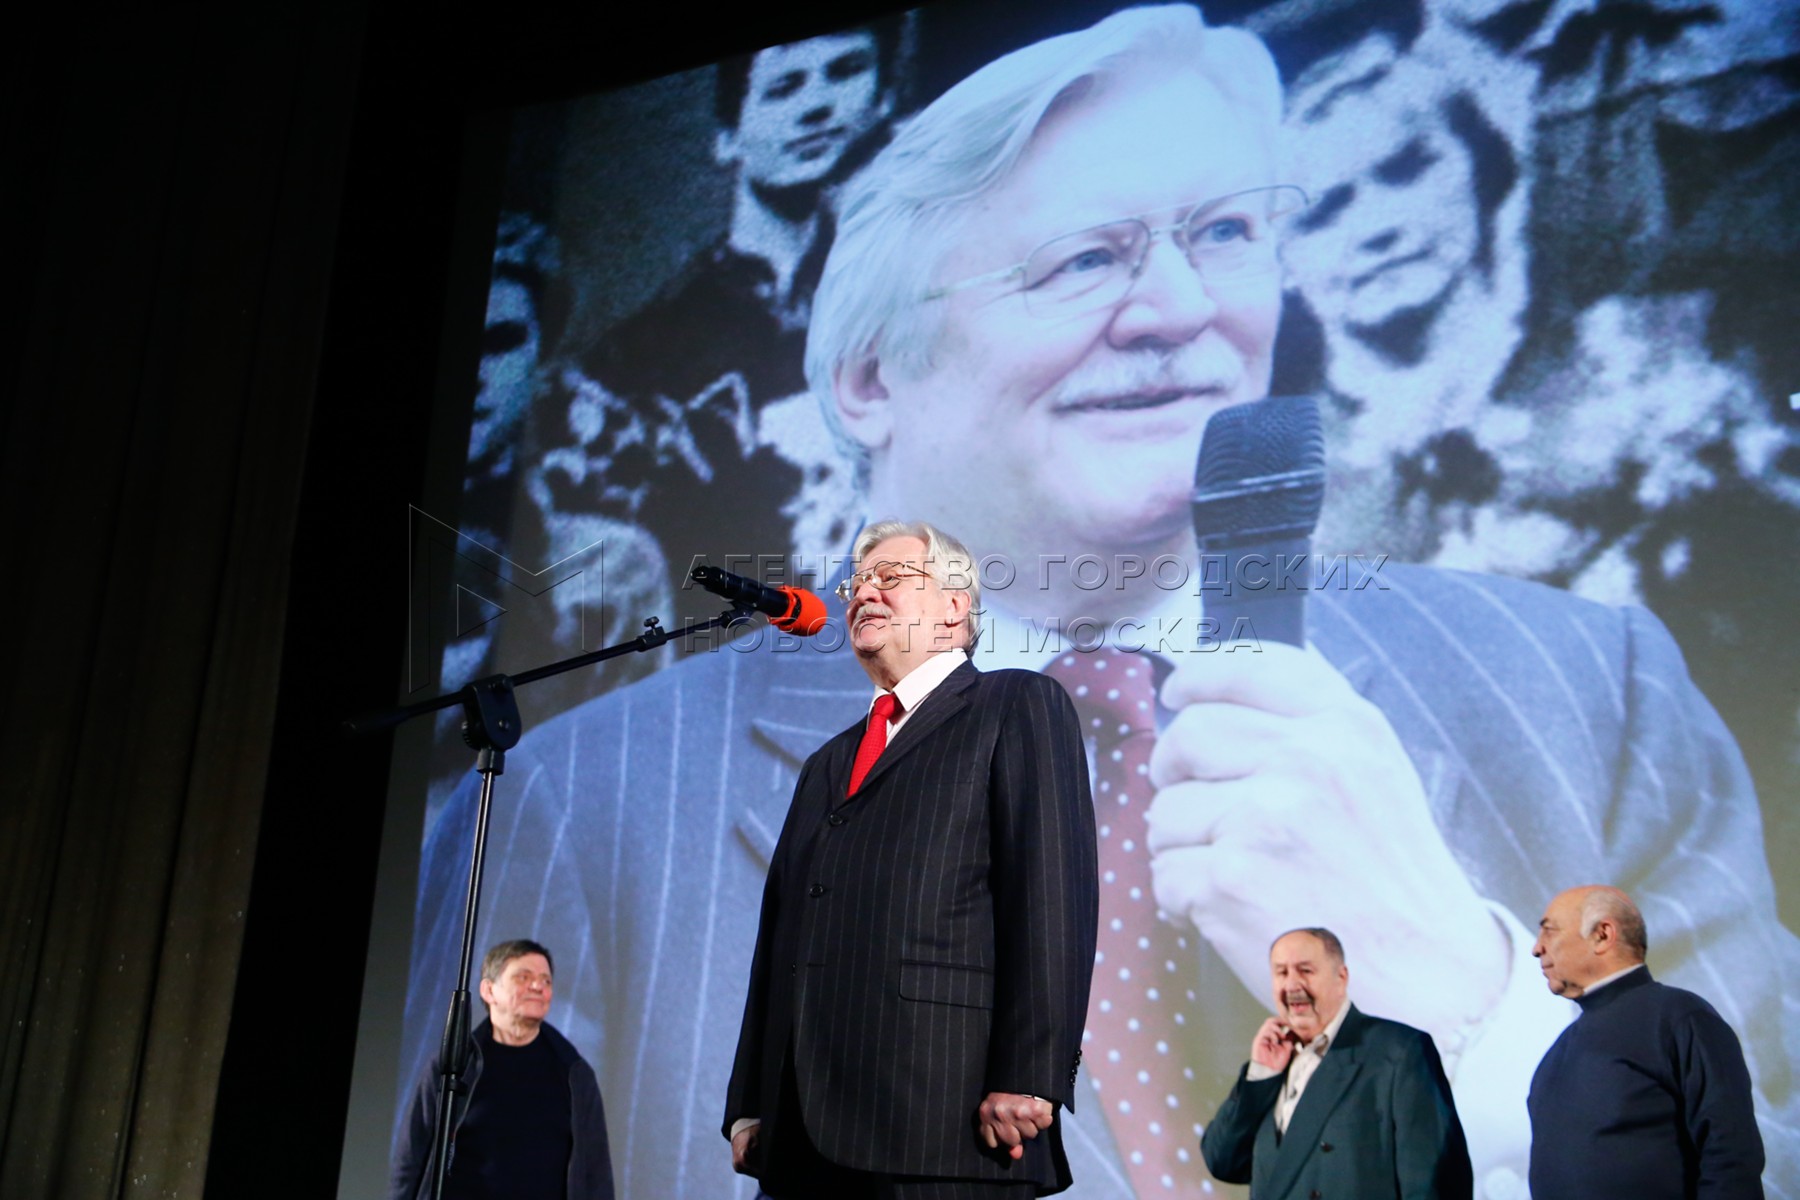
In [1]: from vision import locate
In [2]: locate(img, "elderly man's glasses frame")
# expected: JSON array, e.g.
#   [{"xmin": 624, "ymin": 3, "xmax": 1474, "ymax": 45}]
[
  {"xmin": 835, "ymin": 563, "xmax": 935, "ymax": 603},
  {"xmin": 924, "ymin": 184, "xmax": 1308, "ymax": 316}
]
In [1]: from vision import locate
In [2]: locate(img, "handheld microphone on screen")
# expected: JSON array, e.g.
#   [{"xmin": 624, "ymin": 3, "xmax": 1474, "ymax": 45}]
[
  {"xmin": 1190, "ymin": 394, "xmax": 1327, "ymax": 648},
  {"xmin": 690, "ymin": 564, "xmax": 829, "ymax": 636}
]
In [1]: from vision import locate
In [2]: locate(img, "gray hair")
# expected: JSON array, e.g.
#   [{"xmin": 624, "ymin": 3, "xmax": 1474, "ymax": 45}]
[
  {"xmin": 1579, "ymin": 887, "xmax": 1648, "ymax": 959},
  {"xmin": 1273, "ymin": 926, "xmax": 1346, "ymax": 967},
  {"xmin": 807, "ymin": 4, "xmax": 1283, "ymax": 454},
  {"xmin": 852, "ymin": 518, "xmax": 983, "ymax": 649}
]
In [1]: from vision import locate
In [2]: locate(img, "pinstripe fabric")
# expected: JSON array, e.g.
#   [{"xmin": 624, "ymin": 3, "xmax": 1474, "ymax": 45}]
[
  {"xmin": 400, "ymin": 564, "xmax": 1800, "ymax": 1200},
  {"xmin": 726, "ymin": 661, "xmax": 1099, "ymax": 1190},
  {"xmin": 759, "ymin": 1031, "xmax": 1041, "ymax": 1198}
]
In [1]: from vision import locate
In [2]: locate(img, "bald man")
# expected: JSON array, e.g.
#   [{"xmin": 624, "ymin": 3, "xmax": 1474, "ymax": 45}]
[{"xmin": 1528, "ymin": 886, "xmax": 1765, "ymax": 1198}]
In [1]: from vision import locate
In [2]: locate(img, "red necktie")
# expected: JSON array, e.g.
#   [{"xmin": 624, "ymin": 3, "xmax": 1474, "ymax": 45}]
[
  {"xmin": 1045, "ymin": 647, "xmax": 1206, "ymax": 1196},
  {"xmin": 846, "ymin": 691, "xmax": 899, "ymax": 796}
]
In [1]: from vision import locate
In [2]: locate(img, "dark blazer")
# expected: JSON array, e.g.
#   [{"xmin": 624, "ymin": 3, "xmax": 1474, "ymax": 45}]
[
  {"xmin": 1201, "ymin": 1005, "xmax": 1472, "ymax": 1199},
  {"xmin": 723, "ymin": 660, "xmax": 1099, "ymax": 1191},
  {"xmin": 400, "ymin": 565, "xmax": 1798, "ymax": 1198}
]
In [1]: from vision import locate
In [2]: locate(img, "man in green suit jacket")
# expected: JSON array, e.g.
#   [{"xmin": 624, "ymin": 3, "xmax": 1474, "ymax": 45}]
[{"xmin": 1201, "ymin": 929, "xmax": 1472, "ymax": 1199}]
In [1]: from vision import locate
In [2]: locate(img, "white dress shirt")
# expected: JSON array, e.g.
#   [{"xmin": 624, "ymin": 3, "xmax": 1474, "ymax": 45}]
[
  {"xmin": 1245, "ymin": 997, "xmax": 1353, "ymax": 1134},
  {"xmin": 875, "ymin": 647, "xmax": 969, "ymax": 734}
]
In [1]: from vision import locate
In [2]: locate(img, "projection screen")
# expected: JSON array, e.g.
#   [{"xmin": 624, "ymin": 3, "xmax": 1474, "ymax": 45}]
[{"xmin": 354, "ymin": 1, "xmax": 1800, "ymax": 1196}]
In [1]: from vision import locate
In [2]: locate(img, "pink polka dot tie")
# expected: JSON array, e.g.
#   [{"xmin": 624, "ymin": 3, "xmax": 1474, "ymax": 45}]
[{"xmin": 1047, "ymin": 647, "xmax": 1206, "ymax": 1196}]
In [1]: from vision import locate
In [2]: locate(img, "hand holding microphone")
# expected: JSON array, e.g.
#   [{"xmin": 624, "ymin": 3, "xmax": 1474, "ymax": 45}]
[{"xmin": 1147, "ymin": 395, "xmax": 1511, "ymax": 1040}]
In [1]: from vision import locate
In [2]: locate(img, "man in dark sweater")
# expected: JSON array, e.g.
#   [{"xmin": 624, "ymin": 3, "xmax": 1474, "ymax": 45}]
[
  {"xmin": 1528, "ymin": 886, "xmax": 1765, "ymax": 1198},
  {"xmin": 392, "ymin": 939, "xmax": 615, "ymax": 1200}
]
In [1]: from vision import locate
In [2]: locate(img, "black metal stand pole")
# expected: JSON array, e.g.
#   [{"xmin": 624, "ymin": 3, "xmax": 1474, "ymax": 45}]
[
  {"xmin": 429, "ymin": 745, "xmax": 503, "ymax": 1200},
  {"xmin": 346, "ymin": 607, "xmax": 751, "ymax": 1198}
]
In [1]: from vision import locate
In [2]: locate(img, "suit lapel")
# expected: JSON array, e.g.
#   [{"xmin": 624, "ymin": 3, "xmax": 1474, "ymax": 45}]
[
  {"xmin": 843, "ymin": 659, "xmax": 978, "ymax": 800},
  {"xmin": 1264, "ymin": 1006, "xmax": 1367, "ymax": 1199}
]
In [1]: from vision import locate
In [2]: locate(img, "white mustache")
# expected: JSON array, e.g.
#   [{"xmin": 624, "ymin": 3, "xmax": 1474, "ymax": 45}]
[
  {"xmin": 1048, "ymin": 345, "xmax": 1236, "ymax": 409},
  {"xmin": 852, "ymin": 602, "xmax": 893, "ymax": 628}
]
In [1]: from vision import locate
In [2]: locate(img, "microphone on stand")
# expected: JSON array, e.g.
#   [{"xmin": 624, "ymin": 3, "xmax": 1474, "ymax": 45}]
[
  {"xmin": 1190, "ymin": 395, "xmax": 1327, "ymax": 648},
  {"xmin": 689, "ymin": 565, "xmax": 829, "ymax": 636}
]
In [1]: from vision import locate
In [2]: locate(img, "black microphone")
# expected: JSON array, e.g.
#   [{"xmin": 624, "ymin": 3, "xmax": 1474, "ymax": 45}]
[
  {"xmin": 1190, "ymin": 395, "xmax": 1326, "ymax": 647},
  {"xmin": 689, "ymin": 565, "xmax": 829, "ymax": 635}
]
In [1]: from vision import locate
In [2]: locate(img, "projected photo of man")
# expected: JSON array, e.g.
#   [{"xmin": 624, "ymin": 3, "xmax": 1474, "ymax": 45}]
[
  {"xmin": 449, "ymin": 214, "xmax": 566, "ymax": 697},
  {"xmin": 532, "ymin": 19, "xmax": 911, "ymax": 631},
  {"xmin": 469, "ymin": 214, "xmax": 561, "ymax": 498},
  {"xmin": 398, "ymin": 5, "xmax": 1799, "ymax": 1199},
  {"xmin": 435, "ymin": 212, "xmax": 667, "ymax": 751}
]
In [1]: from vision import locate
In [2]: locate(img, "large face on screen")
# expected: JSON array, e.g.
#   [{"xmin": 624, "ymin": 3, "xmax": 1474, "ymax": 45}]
[
  {"xmin": 859, "ymin": 71, "xmax": 1283, "ymax": 561},
  {"xmin": 1282, "ymin": 48, "xmax": 1482, "ymax": 336},
  {"xmin": 719, "ymin": 32, "xmax": 890, "ymax": 190}
]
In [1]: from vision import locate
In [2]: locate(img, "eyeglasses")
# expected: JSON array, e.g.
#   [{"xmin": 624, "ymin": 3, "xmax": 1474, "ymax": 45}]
[
  {"xmin": 834, "ymin": 562, "xmax": 935, "ymax": 602},
  {"xmin": 925, "ymin": 185, "xmax": 1308, "ymax": 317}
]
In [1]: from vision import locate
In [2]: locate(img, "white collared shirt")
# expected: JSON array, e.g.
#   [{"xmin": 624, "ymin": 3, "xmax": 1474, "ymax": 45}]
[
  {"xmin": 1245, "ymin": 998, "xmax": 1353, "ymax": 1134},
  {"xmin": 873, "ymin": 648, "xmax": 968, "ymax": 736}
]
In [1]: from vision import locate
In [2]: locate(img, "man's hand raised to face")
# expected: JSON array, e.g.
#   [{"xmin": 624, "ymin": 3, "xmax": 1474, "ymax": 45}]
[{"xmin": 1251, "ymin": 1017, "xmax": 1299, "ymax": 1073}]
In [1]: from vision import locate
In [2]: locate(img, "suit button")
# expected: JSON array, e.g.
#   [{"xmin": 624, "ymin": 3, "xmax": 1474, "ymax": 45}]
[
  {"xmin": 1310, "ymin": 1191, "xmax": 1321, "ymax": 1199},
  {"xmin": 1320, "ymin": 1143, "xmax": 1333, "ymax": 1153},
  {"xmin": 808, "ymin": 883, "xmax": 827, "ymax": 898},
  {"xmin": 827, "ymin": 813, "xmax": 846, "ymax": 827}
]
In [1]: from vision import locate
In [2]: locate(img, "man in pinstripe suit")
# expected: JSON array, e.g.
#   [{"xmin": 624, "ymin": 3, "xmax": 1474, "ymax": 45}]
[
  {"xmin": 723, "ymin": 519, "xmax": 1098, "ymax": 1198},
  {"xmin": 400, "ymin": 7, "xmax": 1798, "ymax": 1197},
  {"xmin": 791, "ymin": 5, "xmax": 1797, "ymax": 1191}
]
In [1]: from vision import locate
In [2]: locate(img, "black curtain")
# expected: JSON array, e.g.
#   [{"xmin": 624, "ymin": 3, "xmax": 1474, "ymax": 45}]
[
  {"xmin": 1, "ymin": 2, "xmax": 910, "ymax": 1197},
  {"xmin": 0, "ymin": 4, "xmax": 366, "ymax": 1196}
]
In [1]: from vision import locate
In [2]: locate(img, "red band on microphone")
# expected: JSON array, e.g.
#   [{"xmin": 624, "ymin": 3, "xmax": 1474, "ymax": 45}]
[{"xmin": 773, "ymin": 587, "xmax": 829, "ymax": 636}]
